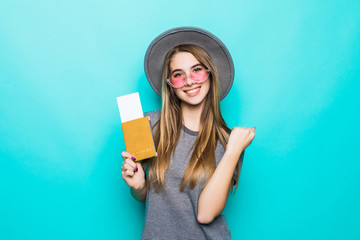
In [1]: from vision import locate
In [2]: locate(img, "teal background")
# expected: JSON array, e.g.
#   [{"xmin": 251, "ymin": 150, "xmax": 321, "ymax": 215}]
[{"xmin": 1, "ymin": 0, "xmax": 359, "ymax": 239}]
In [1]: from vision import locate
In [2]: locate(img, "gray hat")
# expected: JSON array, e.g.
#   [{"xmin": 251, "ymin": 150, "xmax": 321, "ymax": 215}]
[{"xmin": 144, "ymin": 27, "xmax": 234, "ymax": 100}]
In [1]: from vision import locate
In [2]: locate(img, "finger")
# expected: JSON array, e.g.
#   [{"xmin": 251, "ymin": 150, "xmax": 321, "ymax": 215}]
[
  {"xmin": 250, "ymin": 127, "xmax": 255, "ymax": 132},
  {"xmin": 123, "ymin": 162, "xmax": 137, "ymax": 172},
  {"xmin": 121, "ymin": 163, "xmax": 134, "ymax": 172},
  {"xmin": 121, "ymin": 152, "xmax": 136, "ymax": 161},
  {"xmin": 121, "ymin": 151, "xmax": 133, "ymax": 160},
  {"xmin": 125, "ymin": 169, "xmax": 135, "ymax": 177},
  {"xmin": 135, "ymin": 162, "xmax": 143, "ymax": 171},
  {"xmin": 121, "ymin": 151, "xmax": 136, "ymax": 161},
  {"xmin": 124, "ymin": 158, "xmax": 137, "ymax": 169}
]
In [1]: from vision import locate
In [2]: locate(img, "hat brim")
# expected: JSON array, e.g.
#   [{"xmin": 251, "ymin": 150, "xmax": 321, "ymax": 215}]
[{"xmin": 144, "ymin": 27, "xmax": 234, "ymax": 100}]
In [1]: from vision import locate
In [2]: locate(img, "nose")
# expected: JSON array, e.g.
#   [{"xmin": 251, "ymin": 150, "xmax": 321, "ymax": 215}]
[{"xmin": 184, "ymin": 74, "xmax": 194, "ymax": 86}]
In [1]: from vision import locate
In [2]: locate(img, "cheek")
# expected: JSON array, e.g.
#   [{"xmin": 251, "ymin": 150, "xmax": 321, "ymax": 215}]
[
  {"xmin": 202, "ymin": 80, "xmax": 211, "ymax": 95},
  {"xmin": 174, "ymin": 88, "xmax": 183, "ymax": 99}
]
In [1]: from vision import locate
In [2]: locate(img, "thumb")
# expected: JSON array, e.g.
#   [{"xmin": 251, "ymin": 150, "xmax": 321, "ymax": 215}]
[{"xmin": 136, "ymin": 162, "xmax": 144, "ymax": 171}]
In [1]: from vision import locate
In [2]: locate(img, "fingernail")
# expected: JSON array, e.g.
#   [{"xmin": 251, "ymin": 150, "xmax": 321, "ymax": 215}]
[
  {"xmin": 131, "ymin": 157, "xmax": 136, "ymax": 161},
  {"xmin": 135, "ymin": 167, "xmax": 138, "ymax": 172}
]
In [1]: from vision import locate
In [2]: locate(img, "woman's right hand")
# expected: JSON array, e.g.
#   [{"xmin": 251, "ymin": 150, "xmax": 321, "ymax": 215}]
[{"xmin": 121, "ymin": 152, "xmax": 146, "ymax": 191}]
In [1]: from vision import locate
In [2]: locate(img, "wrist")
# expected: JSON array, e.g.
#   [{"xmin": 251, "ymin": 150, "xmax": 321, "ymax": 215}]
[
  {"xmin": 131, "ymin": 182, "xmax": 146, "ymax": 192},
  {"xmin": 224, "ymin": 146, "xmax": 244, "ymax": 161}
]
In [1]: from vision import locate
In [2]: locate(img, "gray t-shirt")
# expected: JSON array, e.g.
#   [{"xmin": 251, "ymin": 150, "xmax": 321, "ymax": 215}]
[{"xmin": 142, "ymin": 110, "xmax": 243, "ymax": 240}]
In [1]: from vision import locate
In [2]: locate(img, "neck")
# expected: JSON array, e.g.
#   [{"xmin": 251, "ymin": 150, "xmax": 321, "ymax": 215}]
[{"xmin": 181, "ymin": 101, "xmax": 204, "ymax": 132}]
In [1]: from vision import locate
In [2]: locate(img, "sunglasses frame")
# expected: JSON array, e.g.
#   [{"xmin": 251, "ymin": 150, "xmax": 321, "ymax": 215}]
[{"xmin": 166, "ymin": 69, "xmax": 210, "ymax": 89}]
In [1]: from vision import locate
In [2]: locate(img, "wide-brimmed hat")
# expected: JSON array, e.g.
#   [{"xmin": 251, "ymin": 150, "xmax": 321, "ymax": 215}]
[{"xmin": 144, "ymin": 27, "xmax": 234, "ymax": 100}]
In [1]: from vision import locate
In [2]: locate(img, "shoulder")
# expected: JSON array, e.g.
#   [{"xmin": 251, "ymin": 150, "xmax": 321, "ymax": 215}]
[{"xmin": 144, "ymin": 110, "xmax": 161, "ymax": 129}]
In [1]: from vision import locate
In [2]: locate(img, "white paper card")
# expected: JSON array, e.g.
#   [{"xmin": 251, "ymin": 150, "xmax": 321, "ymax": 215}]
[{"xmin": 117, "ymin": 92, "xmax": 144, "ymax": 123}]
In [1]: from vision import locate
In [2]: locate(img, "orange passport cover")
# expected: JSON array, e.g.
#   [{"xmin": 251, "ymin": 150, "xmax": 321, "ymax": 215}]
[{"xmin": 121, "ymin": 116, "xmax": 157, "ymax": 161}]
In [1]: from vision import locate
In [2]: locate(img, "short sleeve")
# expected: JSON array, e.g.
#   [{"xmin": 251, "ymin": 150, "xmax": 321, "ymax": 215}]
[{"xmin": 144, "ymin": 110, "xmax": 161, "ymax": 132}]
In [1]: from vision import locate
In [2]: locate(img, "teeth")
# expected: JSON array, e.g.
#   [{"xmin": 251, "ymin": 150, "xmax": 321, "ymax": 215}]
[{"xmin": 186, "ymin": 87, "xmax": 200, "ymax": 94}]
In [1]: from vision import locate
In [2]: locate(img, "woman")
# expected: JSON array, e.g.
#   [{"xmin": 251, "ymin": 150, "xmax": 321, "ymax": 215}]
[{"xmin": 121, "ymin": 28, "xmax": 255, "ymax": 239}]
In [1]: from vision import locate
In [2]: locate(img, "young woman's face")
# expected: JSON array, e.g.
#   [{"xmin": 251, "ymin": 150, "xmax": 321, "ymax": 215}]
[{"xmin": 169, "ymin": 52, "xmax": 210, "ymax": 107}]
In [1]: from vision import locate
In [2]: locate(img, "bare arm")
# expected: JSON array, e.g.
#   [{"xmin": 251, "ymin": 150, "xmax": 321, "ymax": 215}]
[
  {"xmin": 130, "ymin": 184, "xmax": 147, "ymax": 202},
  {"xmin": 197, "ymin": 127, "xmax": 255, "ymax": 224}
]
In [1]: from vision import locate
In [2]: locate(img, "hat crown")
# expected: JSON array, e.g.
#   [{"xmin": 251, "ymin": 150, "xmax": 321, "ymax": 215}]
[{"xmin": 144, "ymin": 27, "xmax": 234, "ymax": 100}]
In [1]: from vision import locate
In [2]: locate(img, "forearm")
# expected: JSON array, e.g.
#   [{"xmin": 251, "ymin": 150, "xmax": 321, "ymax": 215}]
[
  {"xmin": 197, "ymin": 148, "xmax": 243, "ymax": 224},
  {"xmin": 130, "ymin": 184, "xmax": 147, "ymax": 202}
]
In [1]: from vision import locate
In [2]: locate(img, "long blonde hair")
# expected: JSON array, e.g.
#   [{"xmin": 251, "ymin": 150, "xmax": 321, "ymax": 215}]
[{"xmin": 146, "ymin": 44, "xmax": 240, "ymax": 192}]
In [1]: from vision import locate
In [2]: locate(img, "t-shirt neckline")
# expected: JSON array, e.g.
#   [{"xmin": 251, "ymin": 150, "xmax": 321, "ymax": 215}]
[{"xmin": 181, "ymin": 124, "xmax": 198, "ymax": 136}]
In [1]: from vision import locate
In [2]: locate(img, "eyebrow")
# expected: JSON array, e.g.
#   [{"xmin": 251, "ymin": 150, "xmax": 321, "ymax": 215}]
[{"xmin": 171, "ymin": 63, "xmax": 202, "ymax": 74}]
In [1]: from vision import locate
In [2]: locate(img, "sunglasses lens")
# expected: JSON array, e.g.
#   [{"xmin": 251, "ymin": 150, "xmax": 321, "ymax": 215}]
[
  {"xmin": 170, "ymin": 76, "xmax": 186, "ymax": 88},
  {"xmin": 190, "ymin": 69, "xmax": 208, "ymax": 82}
]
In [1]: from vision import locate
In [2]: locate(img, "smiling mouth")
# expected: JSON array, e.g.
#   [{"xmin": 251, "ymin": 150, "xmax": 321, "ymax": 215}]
[{"xmin": 184, "ymin": 86, "xmax": 201, "ymax": 94}]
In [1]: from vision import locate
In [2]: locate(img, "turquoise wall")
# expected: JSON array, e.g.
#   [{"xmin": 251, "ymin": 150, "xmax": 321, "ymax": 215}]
[{"xmin": 1, "ymin": 0, "xmax": 359, "ymax": 239}]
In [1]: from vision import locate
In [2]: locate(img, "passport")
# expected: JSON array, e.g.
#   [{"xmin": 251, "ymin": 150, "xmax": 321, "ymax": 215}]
[
  {"xmin": 121, "ymin": 116, "xmax": 157, "ymax": 161},
  {"xmin": 117, "ymin": 92, "xmax": 157, "ymax": 161}
]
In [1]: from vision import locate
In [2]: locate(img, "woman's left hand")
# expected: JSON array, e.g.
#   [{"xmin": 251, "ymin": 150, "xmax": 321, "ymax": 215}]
[{"xmin": 226, "ymin": 126, "xmax": 255, "ymax": 157}]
